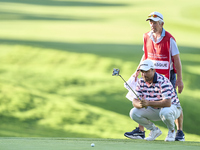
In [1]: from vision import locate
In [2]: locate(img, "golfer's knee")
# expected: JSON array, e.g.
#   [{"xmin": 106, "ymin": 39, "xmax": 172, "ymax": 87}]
[
  {"xmin": 159, "ymin": 109, "xmax": 173, "ymax": 121},
  {"xmin": 129, "ymin": 108, "xmax": 140, "ymax": 121}
]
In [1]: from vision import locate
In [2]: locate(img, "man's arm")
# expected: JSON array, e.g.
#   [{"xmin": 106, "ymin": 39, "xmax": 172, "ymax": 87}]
[
  {"xmin": 140, "ymin": 98, "xmax": 171, "ymax": 108},
  {"xmin": 133, "ymin": 98, "xmax": 171, "ymax": 108},
  {"xmin": 132, "ymin": 54, "xmax": 145, "ymax": 81},
  {"xmin": 172, "ymin": 54, "xmax": 184, "ymax": 93}
]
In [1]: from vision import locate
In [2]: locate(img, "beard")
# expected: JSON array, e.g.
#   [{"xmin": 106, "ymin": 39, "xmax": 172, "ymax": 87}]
[{"xmin": 143, "ymin": 75, "xmax": 153, "ymax": 83}]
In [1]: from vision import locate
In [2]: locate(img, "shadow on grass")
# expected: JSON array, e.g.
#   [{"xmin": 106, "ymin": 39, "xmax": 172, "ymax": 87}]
[
  {"xmin": 0, "ymin": 0, "xmax": 129, "ymax": 21},
  {"xmin": 0, "ymin": 0, "xmax": 129, "ymax": 7},
  {"xmin": 78, "ymin": 91, "xmax": 133, "ymax": 116},
  {"xmin": 0, "ymin": 11, "xmax": 106, "ymax": 21},
  {"xmin": 0, "ymin": 38, "xmax": 143, "ymax": 62},
  {"xmin": 0, "ymin": 115, "xmax": 101, "ymax": 138},
  {"xmin": 179, "ymin": 96, "xmax": 200, "ymax": 134}
]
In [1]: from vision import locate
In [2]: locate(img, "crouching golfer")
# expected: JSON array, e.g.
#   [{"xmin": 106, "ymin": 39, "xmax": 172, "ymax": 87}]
[{"xmin": 125, "ymin": 59, "xmax": 182, "ymax": 141}]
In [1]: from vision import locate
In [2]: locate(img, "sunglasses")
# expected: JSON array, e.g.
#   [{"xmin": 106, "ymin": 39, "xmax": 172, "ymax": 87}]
[{"xmin": 148, "ymin": 14, "xmax": 163, "ymax": 20}]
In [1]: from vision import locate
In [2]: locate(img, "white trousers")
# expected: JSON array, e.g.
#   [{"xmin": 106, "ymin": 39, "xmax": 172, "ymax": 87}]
[{"xmin": 129, "ymin": 105, "xmax": 182, "ymax": 131}]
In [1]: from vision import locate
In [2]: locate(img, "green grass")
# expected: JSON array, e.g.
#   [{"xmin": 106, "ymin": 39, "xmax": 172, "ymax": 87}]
[
  {"xmin": 0, "ymin": 0, "xmax": 200, "ymax": 144},
  {"xmin": 0, "ymin": 138, "xmax": 200, "ymax": 150}
]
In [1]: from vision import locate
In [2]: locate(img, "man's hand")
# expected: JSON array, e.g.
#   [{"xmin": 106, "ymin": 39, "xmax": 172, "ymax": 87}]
[
  {"xmin": 175, "ymin": 79, "xmax": 184, "ymax": 93},
  {"xmin": 140, "ymin": 99, "xmax": 149, "ymax": 108},
  {"xmin": 132, "ymin": 70, "xmax": 140, "ymax": 82}
]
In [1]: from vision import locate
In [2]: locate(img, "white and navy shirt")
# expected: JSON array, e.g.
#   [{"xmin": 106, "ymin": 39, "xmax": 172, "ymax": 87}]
[{"xmin": 135, "ymin": 72, "xmax": 180, "ymax": 106}]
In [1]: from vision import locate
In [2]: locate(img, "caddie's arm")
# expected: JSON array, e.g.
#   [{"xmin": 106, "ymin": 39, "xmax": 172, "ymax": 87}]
[
  {"xmin": 132, "ymin": 54, "xmax": 145, "ymax": 81},
  {"xmin": 172, "ymin": 54, "xmax": 184, "ymax": 93},
  {"xmin": 140, "ymin": 98, "xmax": 171, "ymax": 108}
]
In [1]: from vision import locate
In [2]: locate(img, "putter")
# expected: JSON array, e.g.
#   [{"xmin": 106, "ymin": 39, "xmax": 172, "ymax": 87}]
[{"xmin": 112, "ymin": 68, "xmax": 141, "ymax": 100}]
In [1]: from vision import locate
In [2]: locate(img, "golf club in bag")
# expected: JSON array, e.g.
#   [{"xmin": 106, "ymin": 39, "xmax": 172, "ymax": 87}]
[{"xmin": 112, "ymin": 68, "xmax": 141, "ymax": 100}]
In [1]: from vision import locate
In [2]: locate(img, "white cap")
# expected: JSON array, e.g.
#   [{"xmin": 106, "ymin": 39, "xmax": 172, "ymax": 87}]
[
  {"xmin": 146, "ymin": 12, "xmax": 164, "ymax": 22},
  {"xmin": 138, "ymin": 59, "xmax": 155, "ymax": 71}
]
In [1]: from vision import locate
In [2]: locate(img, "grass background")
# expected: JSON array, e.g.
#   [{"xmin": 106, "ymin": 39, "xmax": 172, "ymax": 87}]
[
  {"xmin": 0, "ymin": 0, "xmax": 200, "ymax": 144},
  {"xmin": 1, "ymin": 138, "xmax": 200, "ymax": 150}
]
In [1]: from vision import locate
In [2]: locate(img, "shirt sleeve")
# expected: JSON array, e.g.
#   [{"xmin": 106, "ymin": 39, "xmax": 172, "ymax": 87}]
[
  {"xmin": 160, "ymin": 79, "xmax": 173, "ymax": 99},
  {"xmin": 170, "ymin": 38, "xmax": 179, "ymax": 56}
]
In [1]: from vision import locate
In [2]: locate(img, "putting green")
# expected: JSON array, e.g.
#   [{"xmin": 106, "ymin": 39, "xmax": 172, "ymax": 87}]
[{"xmin": 0, "ymin": 138, "xmax": 200, "ymax": 150}]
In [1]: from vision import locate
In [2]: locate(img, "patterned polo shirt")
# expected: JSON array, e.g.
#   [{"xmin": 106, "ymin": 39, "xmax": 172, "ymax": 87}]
[{"xmin": 135, "ymin": 72, "xmax": 180, "ymax": 106}]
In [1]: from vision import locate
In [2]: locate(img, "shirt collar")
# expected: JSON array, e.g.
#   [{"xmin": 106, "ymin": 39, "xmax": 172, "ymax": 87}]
[
  {"xmin": 153, "ymin": 72, "xmax": 158, "ymax": 83},
  {"xmin": 161, "ymin": 28, "xmax": 165, "ymax": 37},
  {"xmin": 148, "ymin": 28, "xmax": 166, "ymax": 37}
]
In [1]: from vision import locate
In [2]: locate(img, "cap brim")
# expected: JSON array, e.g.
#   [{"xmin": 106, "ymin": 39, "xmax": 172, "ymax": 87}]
[{"xmin": 137, "ymin": 68, "xmax": 150, "ymax": 71}]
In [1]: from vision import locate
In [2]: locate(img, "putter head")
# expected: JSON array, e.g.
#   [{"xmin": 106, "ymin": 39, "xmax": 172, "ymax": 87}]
[{"xmin": 112, "ymin": 68, "xmax": 120, "ymax": 76}]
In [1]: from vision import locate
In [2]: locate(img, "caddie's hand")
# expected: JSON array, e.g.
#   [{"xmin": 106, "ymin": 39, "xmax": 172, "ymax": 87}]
[
  {"xmin": 132, "ymin": 70, "xmax": 140, "ymax": 82},
  {"xmin": 175, "ymin": 79, "xmax": 184, "ymax": 93},
  {"xmin": 140, "ymin": 99, "xmax": 149, "ymax": 108}
]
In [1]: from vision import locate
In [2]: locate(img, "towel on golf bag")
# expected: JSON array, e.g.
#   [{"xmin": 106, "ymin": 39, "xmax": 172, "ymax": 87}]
[{"xmin": 124, "ymin": 76, "xmax": 139, "ymax": 101}]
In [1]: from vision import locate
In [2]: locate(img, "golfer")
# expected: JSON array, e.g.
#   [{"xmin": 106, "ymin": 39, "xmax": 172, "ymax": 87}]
[
  {"xmin": 125, "ymin": 11, "xmax": 184, "ymax": 141},
  {"xmin": 126, "ymin": 59, "xmax": 182, "ymax": 141}
]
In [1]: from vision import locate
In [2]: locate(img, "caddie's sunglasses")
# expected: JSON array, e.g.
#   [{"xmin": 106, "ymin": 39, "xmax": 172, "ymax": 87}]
[{"xmin": 148, "ymin": 14, "xmax": 163, "ymax": 20}]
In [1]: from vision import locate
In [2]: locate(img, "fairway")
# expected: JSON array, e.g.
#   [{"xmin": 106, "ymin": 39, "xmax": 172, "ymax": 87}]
[
  {"xmin": 0, "ymin": 0, "xmax": 200, "ymax": 144},
  {"xmin": 0, "ymin": 138, "xmax": 200, "ymax": 150}
]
